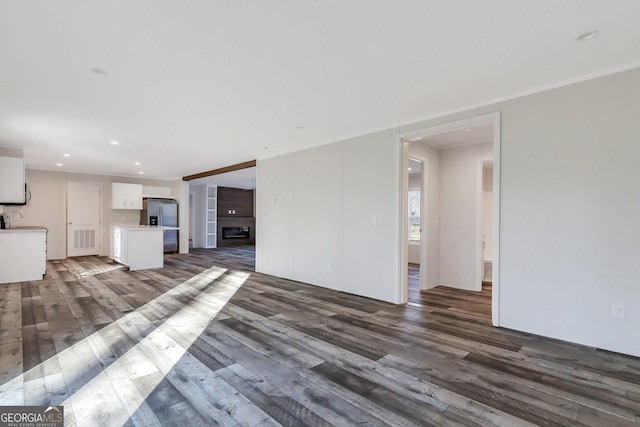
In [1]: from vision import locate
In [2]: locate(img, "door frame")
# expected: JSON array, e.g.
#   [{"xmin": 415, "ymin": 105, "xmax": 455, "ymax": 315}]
[{"xmin": 398, "ymin": 112, "xmax": 501, "ymax": 326}]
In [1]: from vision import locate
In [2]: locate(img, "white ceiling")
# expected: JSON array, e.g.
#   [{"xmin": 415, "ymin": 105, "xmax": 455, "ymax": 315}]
[
  {"xmin": 408, "ymin": 122, "xmax": 493, "ymax": 175},
  {"xmin": 408, "ymin": 158, "xmax": 422, "ymax": 175},
  {"xmin": 420, "ymin": 123, "xmax": 494, "ymax": 150},
  {"xmin": 1, "ymin": 1, "xmax": 639, "ymax": 181}
]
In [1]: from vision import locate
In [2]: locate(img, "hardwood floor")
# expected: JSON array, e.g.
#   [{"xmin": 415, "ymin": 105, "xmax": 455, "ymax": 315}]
[{"xmin": 1, "ymin": 249, "xmax": 640, "ymax": 426}]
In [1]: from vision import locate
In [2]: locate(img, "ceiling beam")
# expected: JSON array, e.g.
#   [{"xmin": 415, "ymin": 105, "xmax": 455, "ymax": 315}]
[{"xmin": 182, "ymin": 160, "xmax": 257, "ymax": 181}]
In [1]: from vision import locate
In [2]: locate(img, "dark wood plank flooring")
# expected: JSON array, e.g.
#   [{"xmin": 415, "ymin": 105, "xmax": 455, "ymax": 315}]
[{"xmin": 0, "ymin": 248, "xmax": 639, "ymax": 426}]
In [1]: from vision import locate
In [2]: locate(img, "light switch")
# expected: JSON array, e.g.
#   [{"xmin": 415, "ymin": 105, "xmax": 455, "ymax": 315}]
[{"xmin": 612, "ymin": 303, "xmax": 626, "ymax": 319}]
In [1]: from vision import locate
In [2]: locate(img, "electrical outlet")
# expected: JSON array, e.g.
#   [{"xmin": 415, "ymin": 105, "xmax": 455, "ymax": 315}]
[{"xmin": 611, "ymin": 303, "xmax": 626, "ymax": 319}]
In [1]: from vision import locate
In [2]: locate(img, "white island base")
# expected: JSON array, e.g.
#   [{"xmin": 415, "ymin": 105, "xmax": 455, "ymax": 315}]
[{"xmin": 111, "ymin": 226, "xmax": 164, "ymax": 271}]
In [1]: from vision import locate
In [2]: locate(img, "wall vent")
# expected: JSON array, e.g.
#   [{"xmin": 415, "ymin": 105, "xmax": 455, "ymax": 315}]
[{"xmin": 74, "ymin": 229, "xmax": 96, "ymax": 249}]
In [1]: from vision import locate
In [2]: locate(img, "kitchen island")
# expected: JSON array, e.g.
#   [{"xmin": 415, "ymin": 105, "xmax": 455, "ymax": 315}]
[
  {"xmin": 0, "ymin": 226, "xmax": 47, "ymax": 284},
  {"xmin": 110, "ymin": 226, "xmax": 177, "ymax": 271}
]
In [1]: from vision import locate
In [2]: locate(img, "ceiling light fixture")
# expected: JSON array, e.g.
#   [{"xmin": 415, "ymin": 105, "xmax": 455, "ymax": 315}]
[
  {"xmin": 576, "ymin": 30, "xmax": 599, "ymax": 41},
  {"xmin": 465, "ymin": 128, "xmax": 471, "ymax": 132},
  {"xmin": 110, "ymin": 140, "xmax": 119, "ymax": 145},
  {"xmin": 56, "ymin": 163, "xmax": 63, "ymax": 166},
  {"xmin": 90, "ymin": 67, "xmax": 107, "ymax": 75},
  {"xmin": 138, "ymin": 171, "xmax": 144, "ymax": 175},
  {"xmin": 63, "ymin": 153, "xmax": 71, "ymax": 157},
  {"xmin": 134, "ymin": 161, "xmax": 141, "ymax": 165}
]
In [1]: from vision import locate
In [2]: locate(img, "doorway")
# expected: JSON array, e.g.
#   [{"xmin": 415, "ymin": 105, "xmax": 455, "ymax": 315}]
[
  {"xmin": 407, "ymin": 156, "xmax": 428, "ymax": 292},
  {"xmin": 66, "ymin": 182, "xmax": 101, "ymax": 257},
  {"xmin": 189, "ymin": 191, "xmax": 195, "ymax": 248},
  {"xmin": 480, "ymin": 161, "xmax": 494, "ymax": 285},
  {"xmin": 188, "ymin": 167, "xmax": 257, "ymax": 268},
  {"xmin": 399, "ymin": 112, "xmax": 501, "ymax": 326}
]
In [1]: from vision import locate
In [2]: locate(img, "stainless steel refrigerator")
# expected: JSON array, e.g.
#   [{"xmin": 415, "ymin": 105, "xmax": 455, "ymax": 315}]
[{"xmin": 140, "ymin": 198, "xmax": 178, "ymax": 252}]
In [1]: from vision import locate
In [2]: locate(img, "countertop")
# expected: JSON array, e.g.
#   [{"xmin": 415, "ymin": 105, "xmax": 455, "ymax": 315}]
[
  {"xmin": 111, "ymin": 225, "xmax": 179, "ymax": 231},
  {"xmin": 0, "ymin": 226, "xmax": 48, "ymax": 233}
]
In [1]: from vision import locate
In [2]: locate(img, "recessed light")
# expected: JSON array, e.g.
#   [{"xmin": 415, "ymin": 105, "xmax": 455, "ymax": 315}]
[
  {"xmin": 63, "ymin": 153, "xmax": 71, "ymax": 157},
  {"xmin": 56, "ymin": 163, "xmax": 63, "ymax": 166},
  {"xmin": 576, "ymin": 30, "xmax": 599, "ymax": 42},
  {"xmin": 90, "ymin": 67, "xmax": 107, "ymax": 75},
  {"xmin": 134, "ymin": 161, "xmax": 141, "ymax": 165},
  {"xmin": 138, "ymin": 171, "xmax": 144, "ymax": 175},
  {"xmin": 408, "ymin": 167, "xmax": 412, "ymax": 171},
  {"xmin": 465, "ymin": 128, "xmax": 471, "ymax": 132},
  {"xmin": 110, "ymin": 140, "xmax": 119, "ymax": 145}
]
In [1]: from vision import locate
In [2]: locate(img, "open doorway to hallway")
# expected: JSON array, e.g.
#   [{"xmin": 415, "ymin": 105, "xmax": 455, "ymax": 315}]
[
  {"xmin": 188, "ymin": 166, "xmax": 257, "ymax": 265},
  {"xmin": 400, "ymin": 113, "xmax": 500, "ymax": 325},
  {"xmin": 407, "ymin": 156, "xmax": 426, "ymax": 294},
  {"xmin": 481, "ymin": 161, "xmax": 494, "ymax": 286}
]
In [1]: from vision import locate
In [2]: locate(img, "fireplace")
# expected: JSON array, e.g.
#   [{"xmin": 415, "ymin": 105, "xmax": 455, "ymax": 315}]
[{"xmin": 222, "ymin": 226, "xmax": 250, "ymax": 239}]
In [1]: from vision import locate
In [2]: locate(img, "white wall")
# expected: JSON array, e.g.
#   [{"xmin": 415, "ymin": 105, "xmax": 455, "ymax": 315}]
[
  {"xmin": 343, "ymin": 130, "xmax": 399, "ymax": 301},
  {"xmin": 482, "ymin": 166, "xmax": 493, "ymax": 263},
  {"xmin": 408, "ymin": 142, "xmax": 440, "ymax": 288},
  {"xmin": 177, "ymin": 181, "xmax": 190, "ymax": 254},
  {"xmin": 14, "ymin": 169, "xmax": 181, "ymax": 259},
  {"xmin": 482, "ymin": 166, "xmax": 493, "ymax": 191},
  {"xmin": 190, "ymin": 183, "xmax": 206, "ymax": 248},
  {"xmin": 256, "ymin": 154, "xmax": 295, "ymax": 279},
  {"xmin": 439, "ymin": 142, "xmax": 492, "ymax": 291},
  {"xmin": 482, "ymin": 192, "xmax": 493, "ymax": 261},
  {"xmin": 408, "ymin": 174, "xmax": 421, "ymax": 191},
  {"xmin": 259, "ymin": 67, "xmax": 640, "ymax": 357},
  {"xmin": 293, "ymin": 143, "xmax": 344, "ymax": 288},
  {"xmin": 257, "ymin": 130, "xmax": 400, "ymax": 303},
  {"xmin": 499, "ymin": 68, "xmax": 640, "ymax": 357}
]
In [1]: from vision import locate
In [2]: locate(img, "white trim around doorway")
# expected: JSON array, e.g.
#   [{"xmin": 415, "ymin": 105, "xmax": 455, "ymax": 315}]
[{"xmin": 397, "ymin": 111, "xmax": 501, "ymax": 326}]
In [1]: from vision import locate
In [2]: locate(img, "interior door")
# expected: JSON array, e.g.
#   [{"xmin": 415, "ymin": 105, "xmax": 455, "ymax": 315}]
[{"xmin": 67, "ymin": 182, "xmax": 101, "ymax": 256}]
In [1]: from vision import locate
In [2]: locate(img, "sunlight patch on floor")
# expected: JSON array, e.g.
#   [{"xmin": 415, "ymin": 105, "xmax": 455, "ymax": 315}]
[
  {"xmin": 76, "ymin": 262, "xmax": 125, "ymax": 278},
  {"xmin": 0, "ymin": 265, "xmax": 249, "ymax": 426}
]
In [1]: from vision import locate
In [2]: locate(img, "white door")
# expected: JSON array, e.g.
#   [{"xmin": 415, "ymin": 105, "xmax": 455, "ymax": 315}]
[{"xmin": 67, "ymin": 182, "xmax": 101, "ymax": 257}]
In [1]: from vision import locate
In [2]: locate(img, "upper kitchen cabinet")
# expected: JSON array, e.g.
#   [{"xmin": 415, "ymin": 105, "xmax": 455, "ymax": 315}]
[
  {"xmin": 0, "ymin": 146, "xmax": 26, "ymax": 205},
  {"xmin": 112, "ymin": 183, "xmax": 143, "ymax": 209}
]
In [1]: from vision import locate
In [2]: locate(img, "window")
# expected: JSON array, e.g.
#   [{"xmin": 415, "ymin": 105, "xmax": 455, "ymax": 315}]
[{"xmin": 408, "ymin": 190, "xmax": 421, "ymax": 242}]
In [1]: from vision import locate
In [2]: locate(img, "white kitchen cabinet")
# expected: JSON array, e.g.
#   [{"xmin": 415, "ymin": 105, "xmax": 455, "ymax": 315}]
[
  {"xmin": 111, "ymin": 226, "xmax": 164, "ymax": 271},
  {"xmin": 0, "ymin": 147, "xmax": 25, "ymax": 204},
  {"xmin": 0, "ymin": 227, "xmax": 47, "ymax": 283},
  {"xmin": 112, "ymin": 183, "xmax": 143, "ymax": 209}
]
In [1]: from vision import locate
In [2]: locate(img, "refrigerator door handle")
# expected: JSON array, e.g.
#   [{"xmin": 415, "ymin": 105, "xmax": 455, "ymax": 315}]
[{"xmin": 158, "ymin": 205, "xmax": 163, "ymax": 227}]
